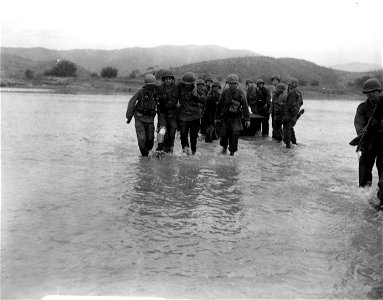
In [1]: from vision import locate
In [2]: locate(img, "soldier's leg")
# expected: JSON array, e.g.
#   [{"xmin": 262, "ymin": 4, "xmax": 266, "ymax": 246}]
[
  {"xmin": 261, "ymin": 114, "xmax": 270, "ymax": 136},
  {"xmin": 205, "ymin": 124, "xmax": 214, "ymax": 142},
  {"xmin": 228, "ymin": 118, "xmax": 242, "ymax": 155},
  {"xmin": 179, "ymin": 120, "xmax": 190, "ymax": 149},
  {"xmin": 145, "ymin": 122, "xmax": 155, "ymax": 152},
  {"xmin": 273, "ymin": 119, "xmax": 282, "ymax": 141},
  {"xmin": 283, "ymin": 119, "xmax": 293, "ymax": 147},
  {"xmin": 219, "ymin": 120, "xmax": 229, "ymax": 151},
  {"xmin": 190, "ymin": 119, "xmax": 201, "ymax": 154},
  {"xmin": 375, "ymin": 144, "xmax": 383, "ymax": 180},
  {"xmin": 359, "ymin": 149, "xmax": 376, "ymax": 187},
  {"xmin": 135, "ymin": 118, "xmax": 149, "ymax": 156},
  {"xmin": 291, "ymin": 127, "xmax": 297, "ymax": 144},
  {"xmin": 165, "ymin": 117, "xmax": 178, "ymax": 152},
  {"xmin": 377, "ymin": 176, "xmax": 383, "ymax": 205}
]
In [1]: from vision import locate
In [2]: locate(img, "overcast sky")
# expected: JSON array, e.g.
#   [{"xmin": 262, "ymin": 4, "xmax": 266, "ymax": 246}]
[{"xmin": 1, "ymin": 0, "xmax": 382, "ymax": 67}]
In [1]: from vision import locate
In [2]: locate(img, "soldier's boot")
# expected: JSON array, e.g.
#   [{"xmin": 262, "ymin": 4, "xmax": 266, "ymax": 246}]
[{"xmin": 221, "ymin": 147, "xmax": 227, "ymax": 155}]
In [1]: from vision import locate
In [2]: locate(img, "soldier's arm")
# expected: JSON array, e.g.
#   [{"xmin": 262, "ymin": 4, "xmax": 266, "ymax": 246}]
[
  {"xmin": 126, "ymin": 91, "xmax": 140, "ymax": 123},
  {"xmin": 354, "ymin": 107, "xmax": 368, "ymax": 135},
  {"xmin": 241, "ymin": 92, "xmax": 251, "ymax": 121},
  {"xmin": 215, "ymin": 92, "xmax": 224, "ymax": 120}
]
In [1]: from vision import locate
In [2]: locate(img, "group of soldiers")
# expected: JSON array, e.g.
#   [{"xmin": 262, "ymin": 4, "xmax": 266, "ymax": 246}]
[
  {"xmin": 125, "ymin": 72, "xmax": 383, "ymax": 210},
  {"xmin": 126, "ymin": 70, "xmax": 304, "ymax": 157}
]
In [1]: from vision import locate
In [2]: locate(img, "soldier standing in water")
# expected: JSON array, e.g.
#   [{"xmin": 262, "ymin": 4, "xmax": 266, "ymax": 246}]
[
  {"xmin": 215, "ymin": 74, "xmax": 250, "ymax": 156},
  {"xmin": 126, "ymin": 74, "xmax": 159, "ymax": 157}
]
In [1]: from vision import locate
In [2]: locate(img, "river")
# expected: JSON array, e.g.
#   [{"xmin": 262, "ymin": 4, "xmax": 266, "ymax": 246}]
[{"xmin": 1, "ymin": 92, "xmax": 382, "ymax": 299}]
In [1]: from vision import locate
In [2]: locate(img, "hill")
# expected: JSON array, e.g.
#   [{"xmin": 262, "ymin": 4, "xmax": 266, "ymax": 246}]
[
  {"xmin": 1, "ymin": 45, "xmax": 258, "ymax": 77},
  {"xmin": 331, "ymin": 62, "xmax": 382, "ymax": 72},
  {"xmin": 171, "ymin": 56, "xmax": 342, "ymax": 87},
  {"xmin": 0, "ymin": 53, "xmax": 91, "ymax": 79}
]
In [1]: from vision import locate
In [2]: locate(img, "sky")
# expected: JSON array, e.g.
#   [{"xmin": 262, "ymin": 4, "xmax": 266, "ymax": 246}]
[{"xmin": 1, "ymin": 0, "xmax": 382, "ymax": 67}]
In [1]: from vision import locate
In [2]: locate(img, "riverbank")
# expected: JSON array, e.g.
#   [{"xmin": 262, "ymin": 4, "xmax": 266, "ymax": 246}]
[{"xmin": 0, "ymin": 76, "xmax": 364, "ymax": 100}]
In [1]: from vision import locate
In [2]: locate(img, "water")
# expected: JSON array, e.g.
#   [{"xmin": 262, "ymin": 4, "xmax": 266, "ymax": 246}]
[{"xmin": 1, "ymin": 92, "xmax": 382, "ymax": 299}]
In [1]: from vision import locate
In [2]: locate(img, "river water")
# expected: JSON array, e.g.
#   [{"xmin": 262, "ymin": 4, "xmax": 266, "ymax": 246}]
[{"xmin": 1, "ymin": 92, "xmax": 382, "ymax": 299}]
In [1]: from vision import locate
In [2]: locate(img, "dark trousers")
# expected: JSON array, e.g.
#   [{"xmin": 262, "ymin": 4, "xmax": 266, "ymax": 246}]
[
  {"xmin": 272, "ymin": 117, "xmax": 283, "ymax": 141},
  {"xmin": 180, "ymin": 119, "xmax": 200, "ymax": 153},
  {"xmin": 283, "ymin": 118, "xmax": 296, "ymax": 145},
  {"xmin": 163, "ymin": 117, "xmax": 178, "ymax": 151},
  {"xmin": 260, "ymin": 114, "xmax": 270, "ymax": 136},
  {"xmin": 220, "ymin": 118, "xmax": 242, "ymax": 153},
  {"xmin": 359, "ymin": 142, "xmax": 383, "ymax": 187},
  {"xmin": 135, "ymin": 118, "xmax": 154, "ymax": 156}
]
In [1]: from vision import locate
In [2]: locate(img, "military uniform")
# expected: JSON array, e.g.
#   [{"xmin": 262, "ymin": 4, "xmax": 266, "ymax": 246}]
[
  {"xmin": 203, "ymin": 88, "xmax": 220, "ymax": 142},
  {"xmin": 256, "ymin": 86, "xmax": 272, "ymax": 136},
  {"xmin": 215, "ymin": 87, "xmax": 250, "ymax": 154},
  {"xmin": 283, "ymin": 88, "xmax": 303, "ymax": 146},
  {"xmin": 355, "ymin": 97, "xmax": 383, "ymax": 187},
  {"xmin": 246, "ymin": 85, "xmax": 258, "ymax": 114},
  {"xmin": 157, "ymin": 83, "xmax": 179, "ymax": 152},
  {"xmin": 178, "ymin": 82, "xmax": 206, "ymax": 154},
  {"xmin": 271, "ymin": 89, "xmax": 286, "ymax": 142},
  {"xmin": 126, "ymin": 84, "xmax": 159, "ymax": 156}
]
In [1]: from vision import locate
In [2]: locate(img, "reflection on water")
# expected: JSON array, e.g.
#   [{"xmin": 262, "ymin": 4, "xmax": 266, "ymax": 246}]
[{"xmin": 1, "ymin": 93, "xmax": 382, "ymax": 299}]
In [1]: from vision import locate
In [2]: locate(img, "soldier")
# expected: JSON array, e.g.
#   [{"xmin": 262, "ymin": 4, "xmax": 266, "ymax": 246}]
[
  {"xmin": 215, "ymin": 74, "xmax": 250, "ymax": 156},
  {"xmin": 178, "ymin": 72, "xmax": 206, "ymax": 155},
  {"xmin": 270, "ymin": 83, "xmax": 286, "ymax": 142},
  {"xmin": 205, "ymin": 75, "xmax": 214, "ymax": 95},
  {"xmin": 203, "ymin": 81, "xmax": 221, "ymax": 142},
  {"xmin": 271, "ymin": 74, "xmax": 281, "ymax": 88},
  {"xmin": 255, "ymin": 79, "xmax": 272, "ymax": 136},
  {"xmin": 197, "ymin": 79, "xmax": 208, "ymax": 135},
  {"xmin": 354, "ymin": 78, "xmax": 383, "ymax": 188},
  {"xmin": 246, "ymin": 79, "xmax": 258, "ymax": 114},
  {"xmin": 283, "ymin": 78, "xmax": 303, "ymax": 148},
  {"xmin": 126, "ymin": 74, "xmax": 159, "ymax": 156},
  {"xmin": 156, "ymin": 70, "xmax": 179, "ymax": 153}
]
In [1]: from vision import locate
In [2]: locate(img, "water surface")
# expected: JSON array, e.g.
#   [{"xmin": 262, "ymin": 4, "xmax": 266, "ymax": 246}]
[{"xmin": 1, "ymin": 92, "xmax": 382, "ymax": 299}]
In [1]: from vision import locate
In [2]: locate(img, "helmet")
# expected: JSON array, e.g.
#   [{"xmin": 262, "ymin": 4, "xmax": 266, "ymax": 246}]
[
  {"xmin": 271, "ymin": 74, "xmax": 281, "ymax": 82},
  {"xmin": 212, "ymin": 81, "xmax": 221, "ymax": 89},
  {"xmin": 182, "ymin": 72, "xmax": 196, "ymax": 84},
  {"xmin": 205, "ymin": 76, "xmax": 213, "ymax": 83},
  {"xmin": 276, "ymin": 83, "xmax": 286, "ymax": 92},
  {"xmin": 288, "ymin": 78, "xmax": 298, "ymax": 87},
  {"xmin": 226, "ymin": 74, "xmax": 239, "ymax": 84},
  {"xmin": 161, "ymin": 70, "xmax": 175, "ymax": 81},
  {"xmin": 362, "ymin": 78, "xmax": 382, "ymax": 94},
  {"xmin": 245, "ymin": 79, "xmax": 253, "ymax": 85},
  {"xmin": 196, "ymin": 79, "xmax": 205, "ymax": 86},
  {"xmin": 256, "ymin": 79, "xmax": 265, "ymax": 86},
  {"xmin": 144, "ymin": 74, "xmax": 156, "ymax": 85}
]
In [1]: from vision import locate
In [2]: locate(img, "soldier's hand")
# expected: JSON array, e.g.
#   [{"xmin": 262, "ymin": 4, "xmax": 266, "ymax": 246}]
[
  {"xmin": 214, "ymin": 119, "xmax": 220, "ymax": 126},
  {"xmin": 126, "ymin": 118, "xmax": 132, "ymax": 124},
  {"xmin": 245, "ymin": 121, "xmax": 251, "ymax": 128}
]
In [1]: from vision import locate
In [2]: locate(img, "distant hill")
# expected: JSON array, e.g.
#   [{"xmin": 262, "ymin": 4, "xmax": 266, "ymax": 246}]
[
  {"xmin": 171, "ymin": 56, "xmax": 344, "ymax": 87},
  {"xmin": 0, "ymin": 53, "xmax": 91, "ymax": 79},
  {"xmin": 1, "ymin": 45, "xmax": 258, "ymax": 77},
  {"xmin": 331, "ymin": 62, "xmax": 382, "ymax": 72}
]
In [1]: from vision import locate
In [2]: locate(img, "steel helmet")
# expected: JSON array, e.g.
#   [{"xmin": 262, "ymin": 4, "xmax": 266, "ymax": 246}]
[
  {"xmin": 226, "ymin": 74, "xmax": 239, "ymax": 84},
  {"xmin": 205, "ymin": 76, "xmax": 213, "ymax": 83},
  {"xmin": 144, "ymin": 74, "xmax": 156, "ymax": 85},
  {"xmin": 161, "ymin": 70, "xmax": 175, "ymax": 81},
  {"xmin": 288, "ymin": 78, "xmax": 298, "ymax": 87},
  {"xmin": 271, "ymin": 74, "xmax": 281, "ymax": 82},
  {"xmin": 245, "ymin": 79, "xmax": 253, "ymax": 85},
  {"xmin": 276, "ymin": 83, "xmax": 286, "ymax": 92},
  {"xmin": 362, "ymin": 78, "xmax": 382, "ymax": 94},
  {"xmin": 182, "ymin": 72, "xmax": 196, "ymax": 84},
  {"xmin": 212, "ymin": 81, "xmax": 221, "ymax": 89},
  {"xmin": 196, "ymin": 79, "xmax": 205, "ymax": 86},
  {"xmin": 256, "ymin": 79, "xmax": 265, "ymax": 86}
]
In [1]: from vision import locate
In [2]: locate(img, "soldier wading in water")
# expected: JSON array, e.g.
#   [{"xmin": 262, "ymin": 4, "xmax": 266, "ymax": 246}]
[{"xmin": 215, "ymin": 74, "xmax": 250, "ymax": 156}]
